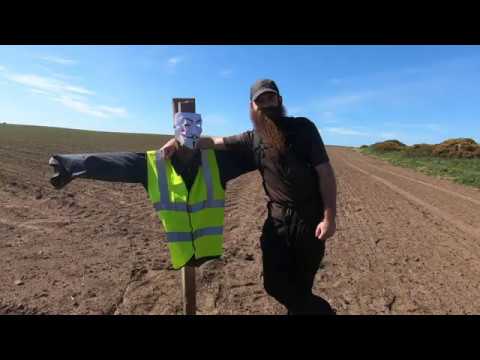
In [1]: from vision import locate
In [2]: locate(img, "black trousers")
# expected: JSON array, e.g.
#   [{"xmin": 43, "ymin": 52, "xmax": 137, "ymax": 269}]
[{"xmin": 260, "ymin": 205, "xmax": 336, "ymax": 315}]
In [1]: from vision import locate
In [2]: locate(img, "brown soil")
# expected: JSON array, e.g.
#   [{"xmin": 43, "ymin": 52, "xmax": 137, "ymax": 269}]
[{"xmin": 2, "ymin": 139, "xmax": 480, "ymax": 314}]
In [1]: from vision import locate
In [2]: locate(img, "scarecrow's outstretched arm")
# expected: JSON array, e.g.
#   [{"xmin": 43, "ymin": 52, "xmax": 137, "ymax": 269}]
[{"xmin": 49, "ymin": 152, "xmax": 147, "ymax": 190}]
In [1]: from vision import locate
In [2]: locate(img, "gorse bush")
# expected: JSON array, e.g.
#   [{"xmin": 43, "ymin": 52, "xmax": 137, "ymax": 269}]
[
  {"xmin": 431, "ymin": 138, "xmax": 480, "ymax": 159},
  {"xmin": 371, "ymin": 139, "xmax": 406, "ymax": 152},
  {"xmin": 366, "ymin": 138, "xmax": 480, "ymax": 159}
]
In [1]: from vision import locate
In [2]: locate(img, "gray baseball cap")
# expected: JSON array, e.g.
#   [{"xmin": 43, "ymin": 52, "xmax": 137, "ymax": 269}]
[{"xmin": 250, "ymin": 79, "xmax": 280, "ymax": 102}]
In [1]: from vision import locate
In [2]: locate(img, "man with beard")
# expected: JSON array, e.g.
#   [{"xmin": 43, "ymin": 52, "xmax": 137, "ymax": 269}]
[{"xmin": 160, "ymin": 79, "xmax": 337, "ymax": 315}]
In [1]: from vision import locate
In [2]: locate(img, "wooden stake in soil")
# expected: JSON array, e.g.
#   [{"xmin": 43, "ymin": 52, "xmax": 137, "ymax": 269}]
[{"xmin": 172, "ymin": 98, "xmax": 196, "ymax": 316}]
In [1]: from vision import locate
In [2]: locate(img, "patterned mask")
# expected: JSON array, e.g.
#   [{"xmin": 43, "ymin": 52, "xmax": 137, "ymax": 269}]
[{"xmin": 174, "ymin": 112, "xmax": 202, "ymax": 150}]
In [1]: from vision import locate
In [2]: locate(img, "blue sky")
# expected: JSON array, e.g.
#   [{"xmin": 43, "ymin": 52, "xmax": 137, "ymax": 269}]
[{"xmin": 0, "ymin": 45, "xmax": 479, "ymax": 147}]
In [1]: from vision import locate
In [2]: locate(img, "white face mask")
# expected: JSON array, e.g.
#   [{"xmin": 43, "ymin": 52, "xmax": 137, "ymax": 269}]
[{"xmin": 174, "ymin": 112, "xmax": 202, "ymax": 150}]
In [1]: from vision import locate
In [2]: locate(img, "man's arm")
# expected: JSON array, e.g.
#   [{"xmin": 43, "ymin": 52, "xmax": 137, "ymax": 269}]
[
  {"xmin": 49, "ymin": 152, "xmax": 147, "ymax": 190},
  {"xmin": 296, "ymin": 118, "xmax": 336, "ymax": 241},
  {"xmin": 215, "ymin": 149, "xmax": 258, "ymax": 189},
  {"xmin": 315, "ymin": 162, "xmax": 337, "ymax": 224},
  {"xmin": 160, "ymin": 137, "xmax": 226, "ymax": 159},
  {"xmin": 198, "ymin": 137, "xmax": 227, "ymax": 150},
  {"xmin": 314, "ymin": 161, "xmax": 337, "ymax": 241},
  {"xmin": 160, "ymin": 131, "xmax": 255, "ymax": 160}
]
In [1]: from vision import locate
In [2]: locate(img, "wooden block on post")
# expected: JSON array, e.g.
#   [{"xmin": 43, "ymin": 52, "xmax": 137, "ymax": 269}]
[
  {"xmin": 173, "ymin": 98, "xmax": 196, "ymax": 123},
  {"xmin": 172, "ymin": 97, "xmax": 197, "ymax": 316}
]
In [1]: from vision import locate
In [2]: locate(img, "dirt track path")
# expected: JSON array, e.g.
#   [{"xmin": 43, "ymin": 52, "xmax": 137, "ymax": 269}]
[
  {"xmin": 1, "ymin": 145, "xmax": 480, "ymax": 314},
  {"xmin": 321, "ymin": 147, "xmax": 480, "ymax": 314}
]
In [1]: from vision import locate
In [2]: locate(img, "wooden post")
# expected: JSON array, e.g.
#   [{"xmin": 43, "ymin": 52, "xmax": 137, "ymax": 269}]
[{"xmin": 173, "ymin": 98, "xmax": 197, "ymax": 316}]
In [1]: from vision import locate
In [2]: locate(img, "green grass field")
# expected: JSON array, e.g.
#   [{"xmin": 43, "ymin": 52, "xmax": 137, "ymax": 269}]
[{"xmin": 359, "ymin": 147, "xmax": 480, "ymax": 189}]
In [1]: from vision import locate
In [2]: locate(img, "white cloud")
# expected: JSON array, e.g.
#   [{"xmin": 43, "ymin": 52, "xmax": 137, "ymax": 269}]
[
  {"xmin": 50, "ymin": 72, "xmax": 77, "ymax": 81},
  {"xmin": 379, "ymin": 132, "xmax": 399, "ymax": 139},
  {"xmin": 36, "ymin": 65, "xmax": 78, "ymax": 81},
  {"xmin": 317, "ymin": 91, "xmax": 376, "ymax": 109},
  {"xmin": 329, "ymin": 78, "xmax": 343, "ymax": 85},
  {"xmin": 326, "ymin": 127, "xmax": 370, "ymax": 136},
  {"xmin": 165, "ymin": 56, "xmax": 185, "ymax": 74},
  {"xmin": 220, "ymin": 69, "xmax": 233, "ymax": 78},
  {"xmin": 5, "ymin": 73, "xmax": 94, "ymax": 96},
  {"xmin": 63, "ymin": 84, "xmax": 94, "ymax": 96},
  {"xmin": 168, "ymin": 56, "xmax": 184, "ymax": 66},
  {"xmin": 54, "ymin": 96, "xmax": 128, "ymax": 118},
  {"xmin": 39, "ymin": 56, "xmax": 76, "ymax": 65},
  {"xmin": 287, "ymin": 106, "xmax": 303, "ymax": 116},
  {"xmin": 54, "ymin": 96, "xmax": 107, "ymax": 118},
  {"xmin": 321, "ymin": 111, "xmax": 338, "ymax": 122},
  {"xmin": 383, "ymin": 122, "xmax": 445, "ymax": 133},
  {"xmin": 315, "ymin": 111, "xmax": 340, "ymax": 124},
  {"xmin": 0, "ymin": 65, "xmax": 6, "ymax": 72},
  {"xmin": 97, "ymin": 105, "xmax": 128, "ymax": 117},
  {"xmin": 1, "ymin": 68, "xmax": 127, "ymax": 119},
  {"xmin": 29, "ymin": 89, "xmax": 51, "ymax": 96}
]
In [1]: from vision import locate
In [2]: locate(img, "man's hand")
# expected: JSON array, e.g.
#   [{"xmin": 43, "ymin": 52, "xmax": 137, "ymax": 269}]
[
  {"xmin": 315, "ymin": 218, "xmax": 336, "ymax": 241},
  {"xmin": 160, "ymin": 138, "xmax": 178, "ymax": 159},
  {"xmin": 159, "ymin": 138, "xmax": 178, "ymax": 160},
  {"xmin": 159, "ymin": 137, "xmax": 226, "ymax": 158},
  {"xmin": 49, "ymin": 157, "xmax": 72, "ymax": 190},
  {"xmin": 315, "ymin": 162, "xmax": 337, "ymax": 242}
]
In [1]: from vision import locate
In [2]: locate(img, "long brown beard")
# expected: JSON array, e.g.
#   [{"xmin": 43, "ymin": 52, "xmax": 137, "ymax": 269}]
[{"xmin": 251, "ymin": 106, "xmax": 287, "ymax": 154}]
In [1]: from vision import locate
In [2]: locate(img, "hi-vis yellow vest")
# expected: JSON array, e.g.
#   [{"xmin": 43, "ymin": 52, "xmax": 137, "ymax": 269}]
[{"xmin": 146, "ymin": 149, "xmax": 225, "ymax": 270}]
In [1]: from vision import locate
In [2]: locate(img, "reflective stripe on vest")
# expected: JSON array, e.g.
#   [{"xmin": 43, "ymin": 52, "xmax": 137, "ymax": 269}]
[
  {"xmin": 153, "ymin": 150, "xmax": 224, "ymax": 213},
  {"xmin": 147, "ymin": 149, "xmax": 225, "ymax": 269},
  {"xmin": 153, "ymin": 199, "xmax": 225, "ymax": 213},
  {"xmin": 166, "ymin": 226, "xmax": 224, "ymax": 243}
]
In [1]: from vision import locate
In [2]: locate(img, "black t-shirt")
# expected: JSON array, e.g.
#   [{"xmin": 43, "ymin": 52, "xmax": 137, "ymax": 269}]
[{"xmin": 223, "ymin": 116, "xmax": 329, "ymax": 221}]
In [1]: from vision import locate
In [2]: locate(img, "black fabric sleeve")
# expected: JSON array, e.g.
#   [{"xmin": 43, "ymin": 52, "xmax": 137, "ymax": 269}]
[
  {"xmin": 49, "ymin": 152, "xmax": 148, "ymax": 190},
  {"xmin": 298, "ymin": 118, "xmax": 330, "ymax": 167},
  {"xmin": 214, "ymin": 149, "xmax": 257, "ymax": 189},
  {"xmin": 222, "ymin": 131, "xmax": 255, "ymax": 155}
]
